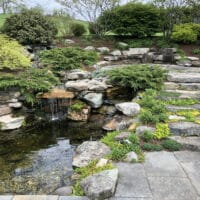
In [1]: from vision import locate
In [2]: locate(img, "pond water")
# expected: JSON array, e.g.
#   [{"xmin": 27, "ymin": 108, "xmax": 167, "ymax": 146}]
[{"xmin": 0, "ymin": 119, "xmax": 105, "ymax": 194}]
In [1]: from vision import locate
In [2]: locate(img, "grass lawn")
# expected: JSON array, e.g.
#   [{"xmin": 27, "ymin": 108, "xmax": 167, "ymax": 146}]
[{"xmin": 0, "ymin": 14, "xmax": 11, "ymax": 28}]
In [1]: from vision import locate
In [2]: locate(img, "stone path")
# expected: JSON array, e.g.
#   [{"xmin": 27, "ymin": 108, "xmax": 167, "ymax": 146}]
[
  {"xmin": 1, "ymin": 151, "xmax": 199, "ymax": 200},
  {"xmin": 112, "ymin": 151, "xmax": 200, "ymax": 200}
]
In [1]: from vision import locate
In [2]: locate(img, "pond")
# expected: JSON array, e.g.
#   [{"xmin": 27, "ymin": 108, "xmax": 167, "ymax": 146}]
[{"xmin": 0, "ymin": 118, "xmax": 105, "ymax": 194}]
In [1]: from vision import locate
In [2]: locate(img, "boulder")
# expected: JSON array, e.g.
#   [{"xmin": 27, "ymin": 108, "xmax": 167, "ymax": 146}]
[
  {"xmin": 115, "ymin": 102, "xmax": 141, "ymax": 116},
  {"xmin": 83, "ymin": 93, "xmax": 103, "ymax": 108},
  {"xmin": 0, "ymin": 105, "xmax": 12, "ymax": 116},
  {"xmin": 169, "ymin": 122, "xmax": 200, "ymax": 136},
  {"xmin": 95, "ymin": 61, "xmax": 110, "ymax": 66},
  {"xmin": 66, "ymin": 70, "xmax": 91, "ymax": 80},
  {"xmin": 65, "ymin": 39, "xmax": 75, "ymax": 44},
  {"xmin": 0, "ymin": 114, "xmax": 25, "ymax": 131},
  {"xmin": 187, "ymin": 56, "xmax": 199, "ymax": 61},
  {"xmin": 110, "ymin": 50, "xmax": 121, "ymax": 56},
  {"xmin": 153, "ymin": 54, "xmax": 163, "ymax": 61},
  {"xmin": 97, "ymin": 105, "xmax": 117, "ymax": 116},
  {"xmin": 123, "ymin": 48, "xmax": 150, "ymax": 58},
  {"xmin": 114, "ymin": 132, "xmax": 131, "ymax": 142},
  {"xmin": 8, "ymin": 102, "xmax": 22, "ymax": 109},
  {"xmin": 84, "ymin": 46, "xmax": 96, "ymax": 51},
  {"xmin": 136, "ymin": 126, "xmax": 155, "ymax": 135},
  {"xmin": 80, "ymin": 169, "xmax": 118, "ymax": 200},
  {"xmin": 192, "ymin": 61, "xmax": 200, "ymax": 67},
  {"xmin": 65, "ymin": 79, "xmax": 108, "ymax": 92},
  {"xmin": 40, "ymin": 88, "xmax": 75, "ymax": 99},
  {"xmin": 104, "ymin": 56, "xmax": 119, "ymax": 61},
  {"xmin": 73, "ymin": 141, "xmax": 111, "ymax": 168},
  {"xmin": 54, "ymin": 186, "xmax": 73, "ymax": 196},
  {"xmin": 176, "ymin": 60, "xmax": 192, "ymax": 67},
  {"xmin": 68, "ymin": 105, "xmax": 91, "ymax": 122},
  {"xmin": 124, "ymin": 151, "xmax": 138, "ymax": 162},
  {"xmin": 97, "ymin": 47, "xmax": 110, "ymax": 54},
  {"xmin": 117, "ymin": 42, "xmax": 128, "ymax": 49},
  {"xmin": 103, "ymin": 115, "xmax": 135, "ymax": 131}
]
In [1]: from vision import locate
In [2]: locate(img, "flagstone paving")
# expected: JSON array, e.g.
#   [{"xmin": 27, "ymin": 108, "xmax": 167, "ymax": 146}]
[{"xmin": 0, "ymin": 151, "xmax": 199, "ymax": 200}]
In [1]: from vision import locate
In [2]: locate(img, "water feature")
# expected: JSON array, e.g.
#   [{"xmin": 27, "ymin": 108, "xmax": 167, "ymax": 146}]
[{"xmin": 0, "ymin": 118, "xmax": 105, "ymax": 194}]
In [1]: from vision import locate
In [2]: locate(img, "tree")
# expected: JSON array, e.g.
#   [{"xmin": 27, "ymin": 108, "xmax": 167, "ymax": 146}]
[
  {"xmin": 0, "ymin": 0, "xmax": 23, "ymax": 14},
  {"xmin": 56, "ymin": 0, "xmax": 121, "ymax": 22}
]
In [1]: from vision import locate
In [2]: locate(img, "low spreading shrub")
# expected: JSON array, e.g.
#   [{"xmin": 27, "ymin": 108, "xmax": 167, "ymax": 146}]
[
  {"xmin": 140, "ymin": 131, "xmax": 154, "ymax": 142},
  {"xmin": 107, "ymin": 65, "xmax": 166, "ymax": 94},
  {"xmin": 71, "ymin": 22, "xmax": 86, "ymax": 36},
  {"xmin": 161, "ymin": 139, "xmax": 182, "ymax": 151},
  {"xmin": 0, "ymin": 69, "xmax": 59, "ymax": 104},
  {"xmin": 0, "ymin": 34, "xmax": 31, "ymax": 70},
  {"xmin": 142, "ymin": 143, "xmax": 163, "ymax": 151},
  {"xmin": 193, "ymin": 49, "xmax": 200, "ymax": 54},
  {"xmin": 2, "ymin": 8, "xmax": 57, "ymax": 45},
  {"xmin": 39, "ymin": 47, "xmax": 99, "ymax": 71}
]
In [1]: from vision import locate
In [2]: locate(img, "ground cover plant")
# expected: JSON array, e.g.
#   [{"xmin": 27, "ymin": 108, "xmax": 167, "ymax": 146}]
[{"xmin": 39, "ymin": 47, "xmax": 99, "ymax": 71}]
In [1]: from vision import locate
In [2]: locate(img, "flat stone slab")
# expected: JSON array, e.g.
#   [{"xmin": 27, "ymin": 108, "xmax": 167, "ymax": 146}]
[
  {"xmin": 144, "ymin": 151, "xmax": 186, "ymax": 177},
  {"xmin": 59, "ymin": 197, "xmax": 88, "ymax": 200},
  {"xmin": 171, "ymin": 136, "xmax": 200, "ymax": 151},
  {"xmin": 13, "ymin": 196, "xmax": 58, "ymax": 200},
  {"xmin": 114, "ymin": 163, "xmax": 152, "ymax": 198},
  {"xmin": 0, "ymin": 196, "xmax": 13, "ymax": 200},
  {"xmin": 165, "ymin": 89, "xmax": 200, "ymax": 99},
  {"xmin": 167, "ymin": 73, "xmax": 200, "ymax": 83},
  {"xmin": 148, "ymin": 177, "xmax": 198, "ymax": 200},
  {"xmin": 169, "ymin": 122, "xmax": 200, "ymax": 136},
  {"xmin": 166, "ymin": 104, "xmax": 200, "ymax": 112},
  {"xmin": 174, "ymin": 151, "xmax": 200, "ymax": 163}
]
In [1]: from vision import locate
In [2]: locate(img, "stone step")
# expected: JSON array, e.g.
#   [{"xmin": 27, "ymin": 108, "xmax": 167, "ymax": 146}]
[
  {"xmin": 165, "ymin": 90, "xmax": 200, "ymax": 100},
  {"xmin": 161, "ymin": 64, "xmax": 200, "ymax": 73},
  {"xmin": 167, "ymin": 73, "xmax": 200, "ymax": 83},
  {"xmin": 170, "ymin": 136, "xmax": 200, "ymax": 152},
  {"xmin": 169, "ymin": 122, "xmax": 200, "ymax": 136},
  {"xmin": 166, "ymin": 104, "xmax": 200, "ymax": 112},
  {"xmin": 164, "ymin": 82, "xmax": 200, "ymax": 91}
]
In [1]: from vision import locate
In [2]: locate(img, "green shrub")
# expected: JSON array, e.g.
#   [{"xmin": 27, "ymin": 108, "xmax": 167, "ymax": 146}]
[
  {"xmin": 0, "ymin": 69, "xmax": 59, "ymax": 104},
  {"xmin": 139, "ymin": 90, "xmax": 168, "ymax": 124},
  {"xmin": 2, "ymin": 8, "xmax": 57, "ymax": 45},
  {"xmin": 109, "ymin": 146, "xmax": 129, "ymax": 161},
  {"xmin": 128, "ymin": 134, "xmax": 139, "ymax": 144},
  {"xmin": 142, "ymin": 143, "xmax": 163, "ymax": 151},
  {"xmin": 107, "ymin": 65, "xmax": 166, "ymax": 93},
  {"xmin": 39, "ymin": 47, "xmax": 99, "ymax": 71},
  {"xmin": 101, "ymin": 131, "xmax": 121, "ymax": 149},
  {"xmin": 193, "ymin": 49, "xmax": 200, "ymax": 54},
  {"xmin": 71, "ymin": 22, "xmax": 86, "ymax": 36},
  {"xmin": 172, "ymin": 23, "xmax": 200, "ymax": 44},
  {"xmin": 161, "ymin": 139, "xmax": 182, "ymax": 151},
  {"xmin": 153, "ymin": 123, "xmax": 170, "ymax": 140},
  {"xmin": 141, "ymin": 131, "xmax": 154, "ymax": 142},
  {"xmin": 0, "ymin": 34, "xmax": 31, "ymax": 70},
  {"xmin": 99, "ymin": 3, "xmax": 161, "ymax": 37},
  {"xmin": 70, "ymin": 100, "xmax": 86, "ymax": 111}
]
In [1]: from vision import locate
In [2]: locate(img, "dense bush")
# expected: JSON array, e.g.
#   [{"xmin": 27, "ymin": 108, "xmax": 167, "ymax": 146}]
[
  {"xmin": 153, "ymin": 123, "xmax": 170, "ymax": 140},
  {"xmin": 161, "ymin": 139, "xmax": 182, "ymax": 151},
  {"xmin": 142, "ymin": 143, "xmax": 163, "ymax": 151},
  {"xmin": 139, "ymin": 89, "xmax": 168, "ymax": 124},
  {"xmin": 140, "ymin": 131, "xmax": 154, "ymax": 142},
  {"xmin": 71, "ymin": 22, "xmax": 86, "ymax": 36},
  {"xmin": 99, "ymin": 3, "xmax": 161, "ymax": 37},
  {"xmin": 0, "ymin": 69, "xmax": 59, "ymax": 104},
  {"xmin": 2, "ymin": 9, "xmax": 57, "ymax": 45},
  {"xmin": 0, "ymin": 34, "xmax": 31, "ymax": 70},
  {"xmin": 39, "ymin": 47, "xmax": 99, "ymax": 71},
  {"xmin": 172, "ymin": 23, "xmax": 200, "ymax": 44},
  {"xmin": 107, "ymin": 65, "xmax": 166, "ymax": 94}
]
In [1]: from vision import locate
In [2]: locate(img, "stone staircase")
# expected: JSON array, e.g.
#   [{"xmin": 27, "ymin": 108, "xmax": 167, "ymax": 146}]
[{"xmin": 161, "ymin": 64, "xmax": 200, "ymax": 151}]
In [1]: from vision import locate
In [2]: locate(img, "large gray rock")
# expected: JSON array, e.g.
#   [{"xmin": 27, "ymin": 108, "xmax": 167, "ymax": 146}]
[
  {"xmin": 54, "ymin": 186, "xmax": 73, "ymax": 196},
  {"xmin": 8, "ymin": 102, "xmax": 22, "ymax": 109},
  {"xmin": 169, "ymin": 122, "xmax": 200, "ymax": 136},
  {"xmin": 125, "ymin": 151, "xmax": 138, "ymax": 162},
  {"xmin": 187, "ymin": 56, "xmax": 199, "ymax": 61},
  {"xmin": 104, "ymin": 56, "xmax": 119, "ymax": 61},
  {"xmin": 167, "ymin": 73, "xmax": 200, "ymax": 83},
  {"xmin": 84, "ymin": 46, "xmax": 96, "ymax": 51},
  {"xmin": 110, "ymin": 50, "xmax": 122, "ymax": 56},
  {"xmin": 97, "ymin": 47, "xmax": 110, "ymax": 54},
  {"xmin": 136, "ymin": 126, "xmax": 155, "ymax": 135},
  {"xmin": 192, "ymin": 61, "xmax": 200, "ymax": 67},
  {"xmin": 83, "ymin": 93, "xmax": 103, "ymax": 108},
  {"xmin": 73, "ymin": 141, "xmax": 111, "ymax": 168},
  {"xmin": 0, "ymin": 105, "xmax": 12, "ymax": 116},
  {"xmin": 65, "ymin": 79, "xmax": 108, "ymax": 92},
  {"xmin": 66, "ymin": 70, "xmax": 91, "ymax": 80},
  {"xmin": 80, "ymin": 169, "xmax": 118, "ymax": 200},
  {"xmin": 123, "ymin": 48, "xmax": 150, "ymax": 58},
  {"xmin": 115, "ymin": 102, "xmax": 140, "ymax": 116},
  {"xmin": 0, "ymin": 114, "xmax": 25, "ymax": 131}
]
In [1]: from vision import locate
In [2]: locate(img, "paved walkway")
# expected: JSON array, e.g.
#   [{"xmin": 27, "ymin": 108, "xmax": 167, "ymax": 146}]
[{"xmin": 0, "ymin": 151, "xmax": 200, "ymax": 200}]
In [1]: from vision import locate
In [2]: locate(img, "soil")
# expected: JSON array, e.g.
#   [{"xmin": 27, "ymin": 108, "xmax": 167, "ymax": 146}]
[{"xmin": 179, "ymin": 44, "xmax": 200, "ymax": 58}]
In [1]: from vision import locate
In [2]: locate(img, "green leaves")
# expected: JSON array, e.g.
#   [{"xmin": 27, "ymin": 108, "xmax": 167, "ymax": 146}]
[
  {"xmin": 107, "ymin": 65, "xmax": 166, "ymax": 93},
  {"xmin": 39, "ymin": 47, "xmax": 99, "ymax": 71}
]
